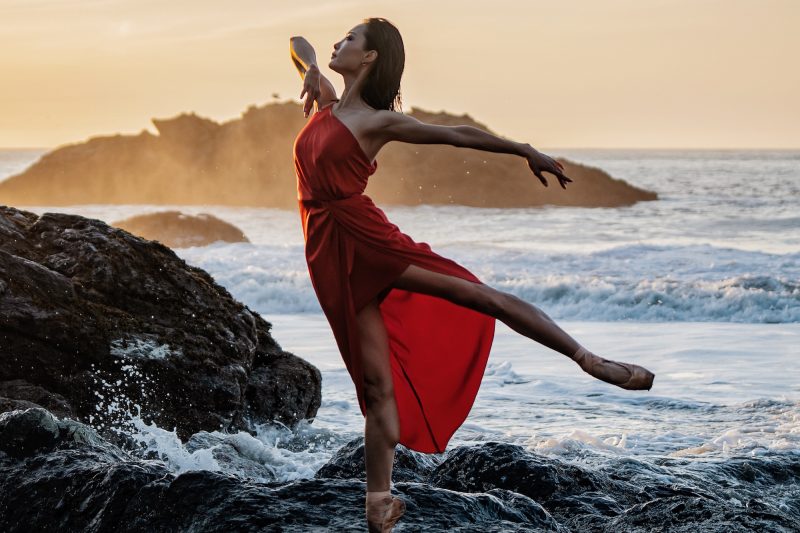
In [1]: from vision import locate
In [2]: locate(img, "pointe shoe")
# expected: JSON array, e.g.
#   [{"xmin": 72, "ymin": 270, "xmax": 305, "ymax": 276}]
[
  {"xmin": 366, "ymin": 492, "xmax": 406, "ymax": 532},
  {"xmin": 572, "ymin": 347, "xmax": 655, "ymax": 391}
]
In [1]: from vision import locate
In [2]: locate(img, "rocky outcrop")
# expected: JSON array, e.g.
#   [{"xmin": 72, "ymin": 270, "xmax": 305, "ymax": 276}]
[
  {"xmin": 1, "ymin": 408, "xmax": 796, "ymax": 531},
  {"xmin": 0, "ymin": 409, "xmax": 561, "ymax": 531},
  {"xmin": 112, "ymin": 211, "xmax": 249, "ymax": 248},
  {"xmin": 319, "ymin": 437, "xmax": 800, "ymax": 532},
  {"xmin": 0, "ymin": 101, "xmax": 657, "ymax": 208},
  {"xmin": 0, "ymin": 205, "xmax": 320, "ymax": 441}
]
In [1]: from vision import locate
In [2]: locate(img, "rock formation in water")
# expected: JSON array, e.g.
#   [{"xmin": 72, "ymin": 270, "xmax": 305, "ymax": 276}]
[
  {"xmin": 0, "ymin": 205, "xmax": 320, "ymax": 441},
  {"xmin": 0, "ymin": 101, "xmax": 656, "ymax": 208},
  {"xmin": 1, "ymin": 408, "xmax": 796, "ymax": 531},
  {"xmin": 112, "ymin": 211, "xmax": 249, "ymax": 248}
]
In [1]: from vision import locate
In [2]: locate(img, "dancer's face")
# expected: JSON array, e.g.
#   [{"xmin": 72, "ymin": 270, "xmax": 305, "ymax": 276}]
[{"xmin": 329, "ymin": 23, "xmax": 375, "ymax": 74}]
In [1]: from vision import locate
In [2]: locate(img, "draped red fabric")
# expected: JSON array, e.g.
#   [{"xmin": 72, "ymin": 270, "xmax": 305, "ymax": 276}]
[{"xmin": 293, "ymin": 103, "xmax": 496, "ymax": 453}]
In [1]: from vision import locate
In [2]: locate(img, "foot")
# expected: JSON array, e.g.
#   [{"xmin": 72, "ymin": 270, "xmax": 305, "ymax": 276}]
[
  {"xmin": 571, "ymin": 347, "xmax": 655, "ymax": 391},
  {"xmin": 366, "ymin": 491, "xmax": 406, "ymax": 532}
]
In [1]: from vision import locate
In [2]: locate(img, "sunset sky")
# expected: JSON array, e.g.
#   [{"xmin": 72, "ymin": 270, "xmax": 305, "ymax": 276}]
[{"xmin": 2, "ymin": 0, "xmax": 798, "ymax": 149}]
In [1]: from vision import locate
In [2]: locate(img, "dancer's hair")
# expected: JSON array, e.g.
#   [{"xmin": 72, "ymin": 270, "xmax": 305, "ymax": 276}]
[{"xmin": 361, "ymin": 17, "xmax": 405, "ymax": 113}]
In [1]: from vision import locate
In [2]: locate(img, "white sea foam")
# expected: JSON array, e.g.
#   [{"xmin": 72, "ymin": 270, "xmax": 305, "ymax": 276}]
[
  {"xmin": 528, "ymin": 428, "xmax": 631, "ymax": 455},
  {"xmin": 166, "ymin": 241, "xmax": 799, "ymax": 323},
  {"xmin": 110, "ymin": 335, "xmax": 182, "ymax": 360}
]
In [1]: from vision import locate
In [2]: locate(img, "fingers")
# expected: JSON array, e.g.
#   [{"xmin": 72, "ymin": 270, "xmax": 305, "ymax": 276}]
[
  {"xmin": 302, "ymin": 87, "xmax": 321, "ymax": 118},
  {"xmin": 545, "ymin": 159, "xmax": 571, "ymax": 189},
  {"xmin": 528, "ymin": 161, "xmax": 548, "ymax": 187},
  {"xmin": 537, "ymin": 165, "xmax": 572, "ymax": 189},
  {"xmin": 556, "ymin": 172, "xmax": 572, "ymax": 189},
  {"xmin": 528, "ymin": 155, "xmax": 569, "ymax": 188}
]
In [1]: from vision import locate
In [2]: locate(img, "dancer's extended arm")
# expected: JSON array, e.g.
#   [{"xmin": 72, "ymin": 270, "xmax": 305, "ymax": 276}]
[
  {"xmin": 289, "ymin": 36, "xmax": 338, "ymax": 117},
  {"xmin": 378, "ymin": 112, "xmax": 571, "ymax": 188}
]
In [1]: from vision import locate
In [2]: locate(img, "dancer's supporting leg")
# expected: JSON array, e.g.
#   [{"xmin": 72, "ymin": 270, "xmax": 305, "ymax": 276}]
[
  {"xmin": 390, "ymin": 264, "xmax": 654, "ymax": 390},
  {"xmin": 356, "ymin": 298, "xmax": 406, "ymax": 531}
]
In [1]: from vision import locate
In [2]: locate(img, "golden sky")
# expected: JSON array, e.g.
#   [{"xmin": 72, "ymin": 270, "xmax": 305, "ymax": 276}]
[{"xmin": 1, "ymin": 0, "xmax": 798, "ymax": 149}]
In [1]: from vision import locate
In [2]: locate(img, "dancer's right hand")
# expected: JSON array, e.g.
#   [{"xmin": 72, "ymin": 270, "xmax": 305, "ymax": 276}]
[
  {"xmin": 526, "ymin": 148, "xmax": 572, "ymax": 189},
  {"xmin": 300, "ymin": 65, "xmax": 321, "ymax": 118}
]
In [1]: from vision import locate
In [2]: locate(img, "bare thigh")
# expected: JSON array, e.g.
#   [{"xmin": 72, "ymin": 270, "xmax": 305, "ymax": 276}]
[
  {"xmin": 389, "ymin": 264, "xmax": 506, "ymax": 317},
  {"xmin": 355, "ymin": 297, "xmax": 394, "ymax": 406}
]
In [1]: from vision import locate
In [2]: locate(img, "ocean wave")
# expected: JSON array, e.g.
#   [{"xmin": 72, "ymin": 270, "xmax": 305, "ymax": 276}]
[
  {"xmin": 494, "ymin": 273, "xmax": 799, "ymax": 323},
  {"xmin": 175, "ymin": 243, "xmax": 800, "ymax": 323}
]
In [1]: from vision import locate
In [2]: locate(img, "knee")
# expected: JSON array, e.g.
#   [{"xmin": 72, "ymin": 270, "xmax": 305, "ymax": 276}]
[{"xmin": 363, "ymin": 378, "xmax": 394, "ymax": 409}]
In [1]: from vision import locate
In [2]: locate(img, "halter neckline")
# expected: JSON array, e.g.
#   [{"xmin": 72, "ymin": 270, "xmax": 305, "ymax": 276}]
[{"xmin": 324, "ymin": 105, "xmax": 377, "ymax": 168}]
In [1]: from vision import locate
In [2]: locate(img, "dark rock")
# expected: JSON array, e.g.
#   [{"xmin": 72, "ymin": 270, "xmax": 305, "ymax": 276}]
[
  {"xmin": 1, "ymin": 408, "xmax": 798, "ymax": 532},
  {"xmin": 0, "ymin": 397, "xmax": 42, "ymax": 415},
  {"xmin": 0, "ymin": 205, "xmax": 320, "ymax": 440},
  {"xmin": 0, "ymin": 408, "xmax": 108, "ymax": 459},
  {"xmin": 244, "ymin": 355, "xmax": 327, "ymax": 432},
  {"xmin": 0, "ymin": 101, "xmax": 657, "ymax": 209},
  {"xmin": 314, "ymin": 435, "xmax": 442, "ymax": 483},
  {"xmin": 0, "ymin": 379, "xmax": 74, "ymax": 418},
  {"xmin": 612, "ymin": 495, "xmax": 782, "ymax": 532},
  {"xmin": 0, "ymin": 408, "xmax": 566, "ymax": 532},
  {"xmin": 431, "ymin": 441, "xmax": 606, "ymax": 501},
  {"xmin": 429, "ymin": 442, "xmax": 800, "ymax": 532},
  {"xmin": 112, "ymin": 210, "xmax": 250, "ymax": 249}
]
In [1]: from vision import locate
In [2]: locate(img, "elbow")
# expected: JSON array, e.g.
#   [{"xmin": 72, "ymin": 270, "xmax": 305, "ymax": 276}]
[{"xmin": 451, "ymin": 125, "xmax": 471, "ymax": 148}]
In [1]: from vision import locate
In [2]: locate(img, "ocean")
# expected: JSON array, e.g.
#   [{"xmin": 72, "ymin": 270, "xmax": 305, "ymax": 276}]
[{"xmin": 2, "ymin": 147, "xmax": 798, "ymax": 529}]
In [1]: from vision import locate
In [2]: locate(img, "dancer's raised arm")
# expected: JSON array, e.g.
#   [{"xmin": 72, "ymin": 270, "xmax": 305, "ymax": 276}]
[
  {"xmin": 289, "ymin": 36, "xmax": 338, "ymax": 117},
  {"xmin": 377, "ymin": 112, "xmax": 572, "ymax": 188}
]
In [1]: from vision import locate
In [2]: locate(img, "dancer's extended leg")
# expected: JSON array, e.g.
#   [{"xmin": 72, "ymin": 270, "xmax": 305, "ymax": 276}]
[
  {"xmin": 390, "ymin": 264, "xmax": 580, "ymax": 355},
  {"xmin": 390, "ymin": 264, "xmax": 654, "ymax": 390}
]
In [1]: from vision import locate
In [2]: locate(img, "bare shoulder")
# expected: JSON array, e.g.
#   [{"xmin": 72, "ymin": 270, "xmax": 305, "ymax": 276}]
[
  {"xmin": 371, "ymin": 109, "xmax": 458, "ymax": 145},
  {"xmin": 372, "ymin": 109, "xmax": 415, "ymax": 128}
]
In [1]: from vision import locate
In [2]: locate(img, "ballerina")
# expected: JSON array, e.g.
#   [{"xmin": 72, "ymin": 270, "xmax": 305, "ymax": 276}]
[{"xmin": 290, "ymin": 18, "xmax": 654, "ymax": 532}]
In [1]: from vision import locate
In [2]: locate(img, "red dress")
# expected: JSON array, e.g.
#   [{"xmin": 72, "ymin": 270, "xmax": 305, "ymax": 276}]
[{"xmin": 293, "ymin": 102, "xmax": 496, "ymax": 454}]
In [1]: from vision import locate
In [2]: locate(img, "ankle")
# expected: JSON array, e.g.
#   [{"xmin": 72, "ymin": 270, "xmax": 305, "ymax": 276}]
[
  {"xmin": 366, "ymin": 489, "xmax": 391, "ymax": 504},
  {"xmin": 571, "ymin": 346, "xmax": 592, "ymax": 365}
]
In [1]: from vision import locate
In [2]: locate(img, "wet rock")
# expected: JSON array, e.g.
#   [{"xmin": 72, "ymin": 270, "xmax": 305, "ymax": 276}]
[
  {"xmin": 1, "ymin": 408, "xmax": 798, "ymax": 531},
  {"xmin": 314, "ymin": 435, "xmax": 442, "ymax": 483},
  {"xmin": 427, "ymin": 442, "xmax": 800, "ymax": 532},
  {"xmin": 0, "ymin": 379, "xmax": 74, "ymax": 419},
  {"xmin": 0, "ymin": 408, "xmax": 108, "ymax": 459},
  {"xmin": 112, "ymin": 210, "xmax": 249, "ymax": 249},
  {"xmin": 431, "ymin": 441, "xmax": 606, "ymax": 501},
  {"xmin": 0, "ymin": 408, "xmax": 565, "ymax": 532},
  {"xmin": 0, "ymin": 206, "xmax": 321, "ymax": 440}
]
